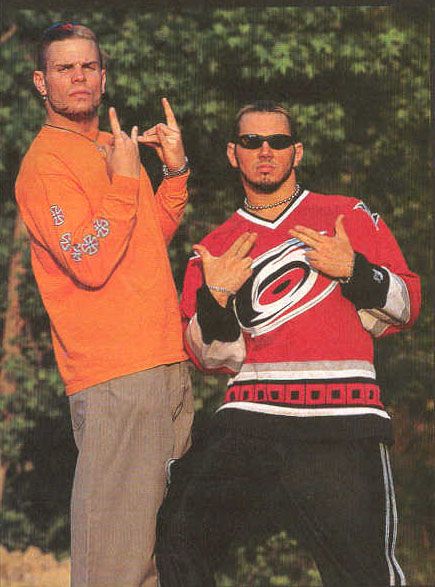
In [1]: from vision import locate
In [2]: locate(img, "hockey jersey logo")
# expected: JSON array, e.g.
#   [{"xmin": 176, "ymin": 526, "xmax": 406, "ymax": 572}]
[
  {"xmin": 235, "ymin": 238, "xmax": 337, "ymax": 336},
  {"xmin": 353, "ymin": 201, "xmax": 380, "ymax": 230}
]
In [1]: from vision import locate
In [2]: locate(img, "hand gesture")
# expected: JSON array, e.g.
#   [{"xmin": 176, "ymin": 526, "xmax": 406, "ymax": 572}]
[
  {"xmin": 194, "ymin": 232, "xmax": 257, "ymax": 307},
  {"xmin": 104, "ymin": 107, "xmax": 141, "ymax": 180},
  {"xmin": 138, "ymin": 98, "xmax": 186, "ymax": 171},
  {"xmin": 289, "ymin": 215, "xmax": 354, "ymax": 279}
]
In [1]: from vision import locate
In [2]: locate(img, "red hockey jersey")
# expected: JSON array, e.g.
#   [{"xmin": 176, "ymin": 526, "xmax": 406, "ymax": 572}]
[{"xmin": 181, "ymin": 190, "xmax": 421, "ymax": 441}]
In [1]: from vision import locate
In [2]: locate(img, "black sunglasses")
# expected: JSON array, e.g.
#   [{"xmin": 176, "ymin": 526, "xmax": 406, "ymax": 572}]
[{"xmin": 236, "ymin": 134, "xmax": 296, "ymax": 150}]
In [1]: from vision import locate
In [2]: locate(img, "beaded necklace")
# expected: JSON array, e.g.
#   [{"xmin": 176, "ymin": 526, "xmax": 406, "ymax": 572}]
[{"xmin": 244, "ymin": 184, "xmax": 301, "ymax": 211}]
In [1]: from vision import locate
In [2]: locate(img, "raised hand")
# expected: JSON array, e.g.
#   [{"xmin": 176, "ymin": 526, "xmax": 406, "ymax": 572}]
[
  {"xmin": 194, "ymin": 232, "xmax": 257, "ymax": 307},
  {"xmin": 104, "ymin": 107, "xmax": 141, "ymax": 180},
  {"xmin": 138, "ymin": 98, "xmax": 186, "ymax": 171},
  {"xmin": 289, "ymin": 215, "xmax": 354, "ymax": 279}
]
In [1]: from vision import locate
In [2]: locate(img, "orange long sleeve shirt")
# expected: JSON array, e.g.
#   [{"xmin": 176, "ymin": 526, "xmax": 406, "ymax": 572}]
[{"xmin": 15, "ymin": 126, "xmax": 188, "ymax": 395}]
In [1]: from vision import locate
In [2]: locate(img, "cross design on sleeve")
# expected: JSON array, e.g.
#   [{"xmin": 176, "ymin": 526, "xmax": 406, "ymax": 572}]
[{"xmin": 50, "ymin": 204, "xmax": 65, "ymax": 226}]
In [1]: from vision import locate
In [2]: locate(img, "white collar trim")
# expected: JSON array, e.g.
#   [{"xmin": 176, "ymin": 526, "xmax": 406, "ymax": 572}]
[{"xmin": 236, "ymin": 189, "xmax": 310, "ymax": 229}]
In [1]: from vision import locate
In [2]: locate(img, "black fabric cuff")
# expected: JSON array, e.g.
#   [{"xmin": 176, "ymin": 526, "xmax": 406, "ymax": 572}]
[
  {"xmin": 196, "ymin": 285, "xmax": 241, "ymax": 344},
  {"xmin": 340, "ymin": 252, "xmax": 390, "ymax": 310}
]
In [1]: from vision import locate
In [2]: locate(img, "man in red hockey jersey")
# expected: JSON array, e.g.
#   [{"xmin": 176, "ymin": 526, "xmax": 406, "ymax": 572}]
[{"xmin": 155, "ymin": 101, "xmax": 420, "ymax": 587}]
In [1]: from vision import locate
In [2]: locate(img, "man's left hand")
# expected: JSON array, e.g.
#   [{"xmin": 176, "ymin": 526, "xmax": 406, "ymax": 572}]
[
  {"xmin": 138, "ymin": 97, "xmax": 186, "ymax": 170},
  {"xmin": 289, "ymin": 215, "xmax": 355, "ymax": 279}
]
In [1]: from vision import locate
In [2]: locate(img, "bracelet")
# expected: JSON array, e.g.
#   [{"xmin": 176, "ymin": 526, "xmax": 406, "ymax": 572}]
[
  {"xmin": 162, "ymin": 156, "xmax": 189, "ymax": 178},
  {"xmin": 208, "ymin": 284, "xmax": 235, "ymax": 296},
  {"xmin": 338, "ymin": 253, "xmax": 355, "ymax": 284}
]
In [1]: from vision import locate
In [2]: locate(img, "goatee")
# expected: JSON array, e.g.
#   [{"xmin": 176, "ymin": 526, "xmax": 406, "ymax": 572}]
[
  {"xmin": 239, "ymin": 163, "xmax": 294, "ymax": 194},
  {"xmin": 241, "ymin": 176, "xmax": 287, "ymax": 194},
  {"xmin": 236, "ymin": 148, "xmax": 296, "ymax": 195}
]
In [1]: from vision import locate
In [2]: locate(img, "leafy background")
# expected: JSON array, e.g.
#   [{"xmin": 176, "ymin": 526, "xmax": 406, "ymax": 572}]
[{"xmin": 0, "ymin": 4, "xmax": 433, "ymax": 585}]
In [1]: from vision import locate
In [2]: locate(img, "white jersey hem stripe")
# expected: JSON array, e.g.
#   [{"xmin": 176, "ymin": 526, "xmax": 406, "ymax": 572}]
[
  {"xmin": 217, "ymin": 403, "xmax": 390, "ymax": 419},
  {"xmin": 230, "ymin": 368, "xmax": 376, "ymax": 383}
]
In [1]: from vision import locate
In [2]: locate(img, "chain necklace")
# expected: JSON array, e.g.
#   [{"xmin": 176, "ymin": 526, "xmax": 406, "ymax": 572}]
[
  {"xmin": 43, "ymin": 123, "xmax": 106, "ymax": 156},
  {"xmin": 244, "ymin": 184, "xmax": 302, "ymax": 211}
]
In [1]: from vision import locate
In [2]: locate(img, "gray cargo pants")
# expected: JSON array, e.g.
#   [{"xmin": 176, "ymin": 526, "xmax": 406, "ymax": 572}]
[{"xmin": 69, "ymin": 362, "xmax": 193, "ymax": 587}]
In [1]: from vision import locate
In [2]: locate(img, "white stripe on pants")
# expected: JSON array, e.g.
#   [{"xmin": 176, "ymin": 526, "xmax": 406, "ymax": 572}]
[{"xmin": 380, "ymin": 443, "xmax": 406, "ymax": 586}]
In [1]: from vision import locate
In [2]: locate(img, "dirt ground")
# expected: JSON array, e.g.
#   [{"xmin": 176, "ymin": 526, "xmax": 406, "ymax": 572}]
[{"xmin": 0, "ymin": 546, "xmax": 70, "ymax": 587}]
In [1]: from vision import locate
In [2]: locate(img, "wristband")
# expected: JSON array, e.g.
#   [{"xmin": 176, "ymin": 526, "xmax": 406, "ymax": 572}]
[
  {"xmin": 162, "ymin": 156, "xmax": 189, "ymax": 178},
  {"xmin": 208, "ymin": 284, "xmax": 236, "ymax": 296}
]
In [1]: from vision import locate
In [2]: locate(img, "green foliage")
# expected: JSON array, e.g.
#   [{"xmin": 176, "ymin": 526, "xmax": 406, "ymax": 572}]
[
  {"xmin": 217, "ymin": 532, "xmax": 321, "ymax": 587},
  {"xmin": 0, "ymin": 5, "xmax": 432, "ymax": 585}
]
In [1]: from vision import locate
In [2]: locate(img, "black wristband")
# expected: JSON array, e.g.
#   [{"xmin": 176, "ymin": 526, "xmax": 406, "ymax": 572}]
[
  {"xmin": 340, "ymin": 252, "xmax": 390, "ymax": 310},
  {"xmin": 196, "ymin": 285, "xmax": 241, "ymax": 344}
]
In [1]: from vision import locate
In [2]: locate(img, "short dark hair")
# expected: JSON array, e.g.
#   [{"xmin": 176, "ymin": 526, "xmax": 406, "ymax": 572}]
[
  {"xmin": 36, "ymin": 22, "xmax": 103, "ymax": 71},
  {"xmin": 234, "ymin": 100, "xmax": 295, "ymax": 138}
]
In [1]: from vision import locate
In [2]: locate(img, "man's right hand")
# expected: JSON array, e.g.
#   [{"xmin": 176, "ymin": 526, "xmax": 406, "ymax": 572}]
[
  {"xmin": 105, "ymin": 107, "xmax": 141, "ymax": 180},
  {"xmin": 193, "ymin": 232, "xmax": 257, "ymax": 307}
]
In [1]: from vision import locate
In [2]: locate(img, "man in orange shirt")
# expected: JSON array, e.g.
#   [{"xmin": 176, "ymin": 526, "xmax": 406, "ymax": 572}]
[{"xmin": 15, "ymin": 22, "xmax": 193, "ymax": 587}]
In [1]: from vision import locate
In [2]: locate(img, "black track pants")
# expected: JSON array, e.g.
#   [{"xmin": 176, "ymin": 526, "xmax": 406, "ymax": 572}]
[{"xmin": 156, "ymin": 416, "xmax": 406, "ymax": 587}]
